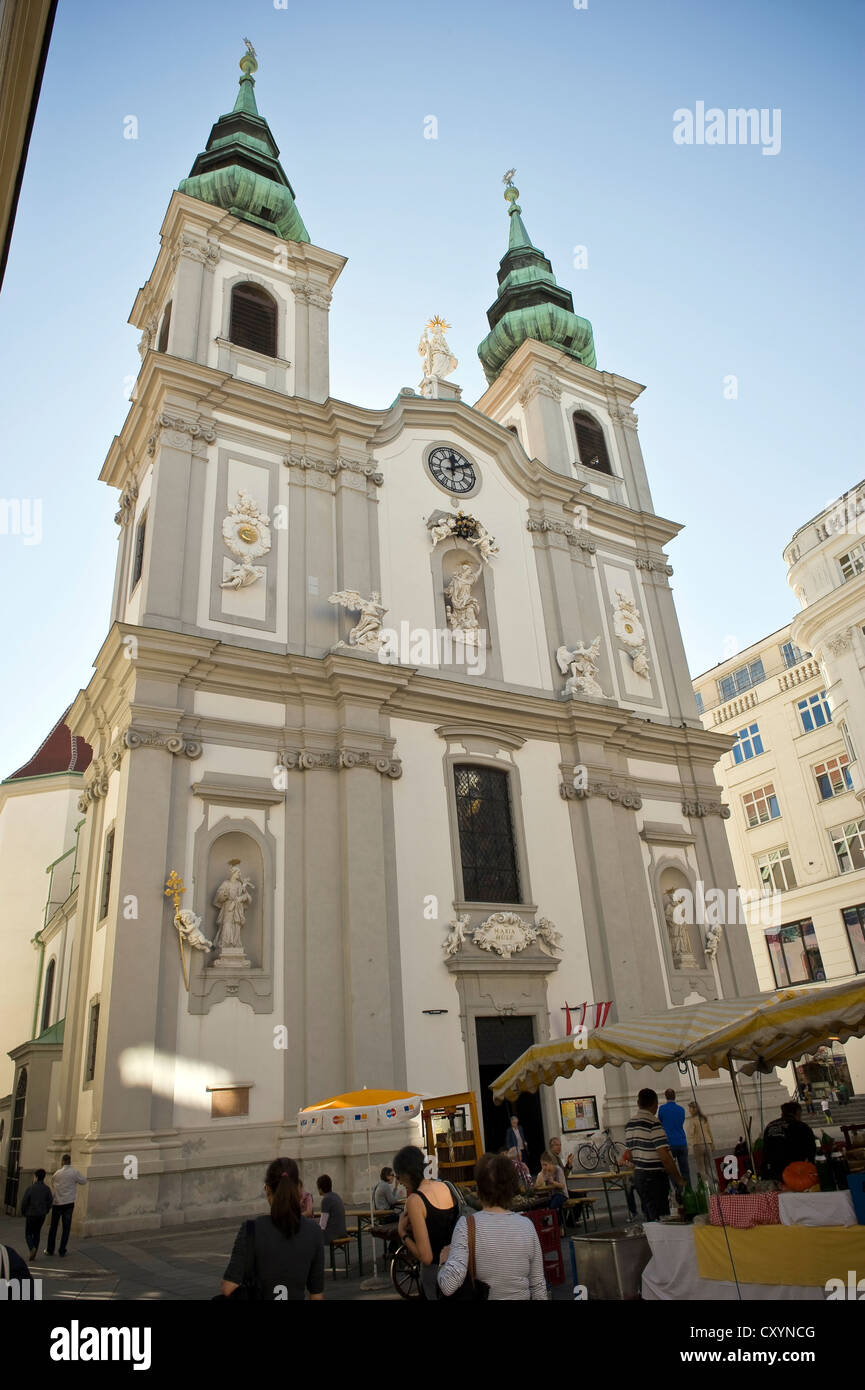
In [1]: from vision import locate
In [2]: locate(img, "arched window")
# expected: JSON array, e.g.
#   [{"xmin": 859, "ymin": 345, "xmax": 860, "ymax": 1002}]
[
  {"xmin": 229, "ymin": 282, "xmax": 277, "ymax": 357},
  {"xmin": 157, "ymin": 301, "xmax": 172, "ymax": 353},
  {"xmin": 573, "ymin": 411, "xmax": 612, "ymax": 474},
  {"xmin": 453, "ymin": 764, "xmax": 521, "ymax": 903},
  {"xmin": 41, "ymin": 958, "xmax": 56, "ymax": 1033}
]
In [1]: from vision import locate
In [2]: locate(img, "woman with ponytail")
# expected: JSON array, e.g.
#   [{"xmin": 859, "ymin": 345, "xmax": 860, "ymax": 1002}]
[{"xmin": 220, "ymin": 1157, "xmax": 325, "ymax": 1301}]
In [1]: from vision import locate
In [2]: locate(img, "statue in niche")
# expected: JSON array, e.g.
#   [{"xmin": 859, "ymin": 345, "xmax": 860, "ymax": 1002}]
[
  {"xmin": 663, "ymin": 887, "xmax": 699, "ymax": 970},
  {"xmin": 445, "ymin": 559, "xmax": 483, "ymax": 639},
  {"xmin": 556, "ymin": 637, "xmax": 603, "ymax": 699},
  {"xmin": 212, "ymin": 860, "xmax": 254, "ymax": 959}
]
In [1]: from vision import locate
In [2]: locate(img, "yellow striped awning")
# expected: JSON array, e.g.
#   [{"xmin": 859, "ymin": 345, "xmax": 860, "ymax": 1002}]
[{"xmin": 491, "ymin": 979, "xmax": 865, "ymax": 1103}]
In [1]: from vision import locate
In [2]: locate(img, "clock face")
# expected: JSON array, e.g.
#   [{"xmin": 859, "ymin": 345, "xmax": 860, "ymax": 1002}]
[{"xmin": 427, "ymin": 446, "xmax": 477, "ymax": 494}]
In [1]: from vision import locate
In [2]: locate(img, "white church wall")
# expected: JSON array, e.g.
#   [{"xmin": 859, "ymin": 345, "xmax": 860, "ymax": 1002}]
[
  {"xmin": 389, "ymin": 717, "xmax": 471, "ymax": 1098},
  {"xmin": 193, "ymin": 692, "xmax": 286, "ymax": 727},
  {"xmin": 123, "ymin": 469, "xmax": 153, "ymax": 627},
  {"xmin": 376, "ymin": 429, "xmax": 552, "ymax": 691}
]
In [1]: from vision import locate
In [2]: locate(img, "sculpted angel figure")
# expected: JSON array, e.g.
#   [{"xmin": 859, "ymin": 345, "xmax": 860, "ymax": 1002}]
[
  {"xmin": 445, "ymin": 560, "xmax": 482, "ymax": 635},
  {"xmin": 175, "ymin": 908, "xmax": 213, "ymax": 952},
  {"xmin": 213, "ymin": 862, "xmax": 254, "ymax": 951},
  {"xmin": 556, "ymin": 637, "xmax": 603, "ymax": 699},
  {"xmin": 418, "ymin": 316, "xmax": 458, "ymax": 381},
  {"xmin": 444, "ymin": 915, "xmax": 471, "ymax": 957},
  {"xmin": 328, "ymin": 589, "xmax": 387, "ymax": 652},
  {"xmin": 221, "ymin": 559, "xmax": 266, "ymax": 590}
]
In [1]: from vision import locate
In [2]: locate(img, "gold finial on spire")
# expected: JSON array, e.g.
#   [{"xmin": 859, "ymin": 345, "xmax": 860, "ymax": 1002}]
[
  {"xmin": 502, "ymin": 167, "xmax": 521, "ymax": 214},
  {"xmin": 240, "ymin": 38, "xmax": 258, "ymax": 78}
]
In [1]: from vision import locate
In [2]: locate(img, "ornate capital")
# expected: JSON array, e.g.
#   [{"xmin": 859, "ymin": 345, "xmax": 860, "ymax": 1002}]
[
  {"xmin": 114, "ymin": 480, "xmax": 139, "ymax": 527},
  {"xmin": 170, "ymin": 233, "xmax": 220, "ymax": 271},
  {"xmin": 559, "ymin": 771, "xmax": 642, "ymax": 809},
  {"xmin": 278, "ymin": 748, "xmax": 402, "ymax": 778},
  {"xmin": 526, "ymin": 517, "xmax": 596, "ymax": 554},
  {"xmin": 634, "ymin": 554, "xmax": 673, "ymax": 576},
  {"xmin": 146, "ymin": 413, "xmax": 217, "ymax": 458},
  {"xmin": 77, "ymin": 759, "xmax": 110, "ymax": 812},
  {"xmin": 122, "ymin": 727, "xmax": 203, "ymax": 759},
  {"xmin": 682, "ymin": 800, "xmax": 731, "ymax": 819},
  {"xmin": 138, "ymin": 315, "xmax": 159, "ymax": 360},
  {"xmin": 282, "ymin": 452, "xmax": 383, "ymax": 486},
  {"xmin": 518, "ymin": 372, "xmax": 562, "ymax": 408},
  {"xmin": 293, "ymin": 279, "xmax": 332, "ymax": 311},
  {"xmin": 825, "ymin": 628, "xmax": 853, "ymax": 658},
  {"xmin": 607, "ymin": 403, "xmax": 639, "ymax": 428}
]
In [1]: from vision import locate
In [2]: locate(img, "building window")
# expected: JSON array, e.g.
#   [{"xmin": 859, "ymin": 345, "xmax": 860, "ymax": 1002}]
[
  {"xmin": 694, "ymin": 691, "xmax": 704, "ymax": 715},
  {"xmin": 453, "ymin": 764, "xmax": 521, "ymax": 903},
  {"xmin": 829, "ymin": 819, "xmax": 865, "ymax": 874},
  {"xmin": 229, "ymin": 282, "xmax": 277, "ymax": 357},
  {"xmin": 755, "ymin": 846, "xmax": 797, "ymax": 894},
  {"xmin": 130, "ymin": 513, "xmax": 147, "ymax": 592},
  {"xmin": 40, "ymin": 958, "xmax": 56, "ymax": 1033},
  {"xmin": 732, "ymin": 723, "xmax": 764, "ymax": 764},
  {"xmin": 98, "ymin": 828, "xmax": 115, "ymax": 921},
  {"xmin": 838, "ymin": 545, "xmax": 865, "ymax": 582},
  {"xmin": 742, "ymin": 783, "xmax": 780, "ymax": 827},
  {"xmin": 156, "ymin": 301, "xmax": 172, "ymax": 353},
  {"xmin": 573, "ymin": 412, "xmax": 612, "ymax": 475},
  {"xmin": 765, "ymin": 920, "xmax": 825, "ymax": 987},
  {"xmin": 718, "ymin": 659, "xmax": 765, "ymax": 703},
  {"xmin": 797, "ymin": 691, "xmax": 832, "ymax": 732},
  {"xmin": 814, "ymin": 754, "xmax": 853, "ymax": 801},
  {"xmin": 780, "ymin": 640, "xmax": 808, "ymax": 668},
  {"xmin": 840, "ymin": 904, "xmax": 865, "ymax": 973},
  {"xmin": 840, "ymin": 720, "xmax": 857, "ymax": 765},
  {"xmin": 209, "ymin": 1086, "xmax": 250, "ymax": 1119},
  {"xmin": 85, "ymin": 1003, "xmax": 100, "ymax": 1083}
]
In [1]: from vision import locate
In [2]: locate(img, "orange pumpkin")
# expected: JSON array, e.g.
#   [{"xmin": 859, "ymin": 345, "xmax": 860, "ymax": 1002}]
[{"xmin": 780, "ymin": 1161, "xmax": 818, "ymax": 1192}]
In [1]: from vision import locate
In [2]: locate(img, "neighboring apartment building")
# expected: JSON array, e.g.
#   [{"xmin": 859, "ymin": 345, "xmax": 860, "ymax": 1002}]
[{"xmin": 693, "ymin": 483, "xmax": 865, "ymax": 1100}]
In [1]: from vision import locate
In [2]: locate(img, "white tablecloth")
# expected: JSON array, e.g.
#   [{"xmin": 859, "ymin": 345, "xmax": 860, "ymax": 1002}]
[
  {"xmin": 778, "ymin": 1191, "xmax": 857, "ymax": 1227},
  {"xmin": 640, "ymin": 1223, "xmax": 825, "ymax": 1302}
]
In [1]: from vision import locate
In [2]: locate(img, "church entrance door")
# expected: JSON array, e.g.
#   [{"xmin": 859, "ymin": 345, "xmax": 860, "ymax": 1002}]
[{"xmin": 475, "ymin": 1016, "xmax": 544, "ymax": 1172}]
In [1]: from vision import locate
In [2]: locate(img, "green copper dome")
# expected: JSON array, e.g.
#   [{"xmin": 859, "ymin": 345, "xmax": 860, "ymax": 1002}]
[
  {"xmin": 178, "ymin": 46, "xmax": 310, "ymax": 244},
  {"xmin": 477, "ymin": 176, "xmax": 595, "ymax": 385}
]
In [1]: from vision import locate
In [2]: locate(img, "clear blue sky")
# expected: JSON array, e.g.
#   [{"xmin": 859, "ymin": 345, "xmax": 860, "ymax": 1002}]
[{"xmin": 1, "ymin": 0, "xmax": 862, "ymax": 774}]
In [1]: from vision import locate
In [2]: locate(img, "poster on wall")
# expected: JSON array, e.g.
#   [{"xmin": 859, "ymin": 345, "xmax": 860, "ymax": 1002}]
[{"xmin": 560, "ymin": 1096, "xmax": 599, "ymax": 1134}]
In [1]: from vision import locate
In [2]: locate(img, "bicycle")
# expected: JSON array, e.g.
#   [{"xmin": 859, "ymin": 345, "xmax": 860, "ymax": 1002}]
[
  {"xmin": 390, "ymin": 1243, "xmax": 424, "ymax": 1298},
  {"xmin": 575, "ymin": 1127, "xmax": 626, "ymax": 1173}
]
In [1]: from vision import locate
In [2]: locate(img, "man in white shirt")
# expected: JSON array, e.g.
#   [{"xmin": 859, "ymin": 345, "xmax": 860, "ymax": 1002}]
[{"xmin": 45, "ymin": 1154, "xmax": 87, "ymax": 1257}]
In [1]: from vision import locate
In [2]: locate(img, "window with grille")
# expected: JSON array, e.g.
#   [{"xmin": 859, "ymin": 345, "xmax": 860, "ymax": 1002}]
[
  {"xmin": 229, "ymin": 283, "xmax": 277, "ymax": 357},
  {"xmin": 838, "ymin": 545, "xmax": 865, "ymax": 582},
  {"xmin": 732, "ymin": 723, "xmax": 764, "ymax": 764},
  {"xmin": 755, "ymin": 846, "xmax": 797, "ymax": 894},
  {"xmin": 453, "ymin": 765, "xmax": 521, "ymax": 903},
  {"xmin": 765, "ymin": 919, "xmax": 825, "ymax": 987},
  {"xmin": 797, "ymin": 691, "xmax": 832, "ymax": 732},
  {"xmin": 156, "ymin": 301, "xmax": 172, "ymax": 353},
  {"xmin": 718, "ymin": 659, "xmax": 765, "ymax": 703},
  {"xmin": 841, "ymin": 904, "xmax": 865, "ymax": 973},
  {"xmin": 98, "ymin": 828, "xmax": 115, "ymax": 921},
  {"xmin": 573, "ymin": 412, "xmax": 612, "ymax": 475},
  {"xmin": 130, "ymin": 513, "xmax": 146, "ymax": 592},
  {"xmin": 742, "ymin": 783, "xmax": 780, "ymax": 827},
  {"xmin": 829, "ymin": 819, "xmax": 865, "ymax": 874},
  {"xmin": 780, "ymin": 640, "xmax": 808, "ymax": 668},
  {"xmin": 694, "ymin": 691, "xmax": 704, "ymax": 715},
  {"xmin": 85, "ymin": 1002, "xmax": 100, "ymax": 1083},
  {"xmin": 814, "ymin": 754, "xmax": 853, "ymax": 801},
  {"xmin": 40, "ymin": 958, "xmax": 56, "ymax": 1033}
]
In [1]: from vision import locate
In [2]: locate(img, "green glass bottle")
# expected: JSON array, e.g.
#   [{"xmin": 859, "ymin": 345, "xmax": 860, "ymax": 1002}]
[
  {"xmin": 682, "ymin": 1183, "xmax": 698, "ymax": 1216},
  {"xmin": 696, "ymin": 1175, "xmax": 709, "ymax": 1214}
]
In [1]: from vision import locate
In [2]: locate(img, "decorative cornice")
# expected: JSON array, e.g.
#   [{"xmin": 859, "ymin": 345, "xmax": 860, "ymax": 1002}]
[
  {"xmin": 147, "ymin": 413, "xmax": 217, "ymax": 458},
  {"xmin": 282, "ymin": 452, "xmax": 383, "ymax": 486},
  {"xmin": 634, "ymin": 554, "xmax": 674, "ymax": 576},
  {"xmin": 278, "ymin": 748, "xmax": 402, "ymax": 778},
  {"xmin": 526, "ymin": 517, "xmax": 596, "ymax": 554},
  {"xmin": 292, "ymin": 280, "xmax": 333, "ymax": 310},
  {"xmin": 518, "ymin": 372, "xmax": 562, "ymax": 408},
  {"xmin": 559, "ymin": 771, "xmax": 642, "ymax": 809},
  {"xmin": 682, "ymin": 799, "xmax": 731, "ymax": 819},
  {"xmin": 114, "ymin": 480, "xmax": 139, "ymax": 527},
  {"xmin": 78, "ymin": 726, "xmax": 202, "ymax": 810}
]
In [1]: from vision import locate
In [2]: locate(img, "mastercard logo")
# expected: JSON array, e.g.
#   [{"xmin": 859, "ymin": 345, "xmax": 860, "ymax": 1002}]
[
  {"xmin": 332, "ymin": 1115, "xmax": 345, "ymax": 1125},
  {"xmin": 386, "ymin": 1107, "xmax": 397, "ymax": 1118}
]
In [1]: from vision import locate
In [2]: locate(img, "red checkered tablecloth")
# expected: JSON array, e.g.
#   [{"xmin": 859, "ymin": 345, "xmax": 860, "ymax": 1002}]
[{"xmin": 708, "ymin": 1192, "xmax": 780, "ymax": 1229}]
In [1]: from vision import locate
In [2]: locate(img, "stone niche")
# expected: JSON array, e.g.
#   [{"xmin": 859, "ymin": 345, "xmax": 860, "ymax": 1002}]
[
  {"xmin": 189, "ymin": 815, "xmax": 275, "ymax": 1014},
  {"xmin": 655, "ymin": 862, "xmax": 716, "ymax": 1005}
]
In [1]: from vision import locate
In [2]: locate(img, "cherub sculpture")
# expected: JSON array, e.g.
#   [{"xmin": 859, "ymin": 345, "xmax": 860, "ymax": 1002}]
[
  {"xmin": 328, "ymin": 589, "xmax": 387, "ymax": 652},
  {"xmin": 175, "ymin": 908, "xmax": 213, "ymax": 952},
  {"xmin": 556, "ymin": 637, "xmax": 603, "ymax": 699}
]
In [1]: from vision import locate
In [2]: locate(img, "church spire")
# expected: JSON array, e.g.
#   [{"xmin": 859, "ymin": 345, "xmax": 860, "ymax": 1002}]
[
  {"xmin": 177, "ymin": 42, "xmax": 310, "ymax": 244},
  {"xmin": 477, "ymin": 171, "xmax": 596, "ymax": 385}
]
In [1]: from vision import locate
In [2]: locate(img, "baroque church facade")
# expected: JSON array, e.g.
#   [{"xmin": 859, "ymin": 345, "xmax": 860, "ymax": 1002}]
[{"xmin": 2, "ymin": 51, "xmax": 780, "ymax": 1232}]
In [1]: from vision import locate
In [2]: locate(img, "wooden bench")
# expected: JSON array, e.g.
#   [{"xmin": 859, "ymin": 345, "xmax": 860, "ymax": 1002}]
[
  {"xmin": 563, "ymin": 1196, "xmax": 597, "ymax": 1233},
  {"xmin": 329, "ymin": 1234, "xmax": 353, "ymax": 1278}
]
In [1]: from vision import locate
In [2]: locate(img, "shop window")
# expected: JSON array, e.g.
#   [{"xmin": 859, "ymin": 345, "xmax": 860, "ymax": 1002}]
[{"xmin": 765, "ymin": 920, "xmax": 825, "ymax": 987}]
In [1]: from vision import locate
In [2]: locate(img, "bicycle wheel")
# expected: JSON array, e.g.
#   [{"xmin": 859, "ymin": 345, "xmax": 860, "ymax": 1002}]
[
  {"xmin": 576, "ymin": 1142, "xmax": 599, "ymax": 1171},
  {"xmin": 390, "ymin": 1245, "xmax": 423, "ymax": 1299},
  {"xmin": 607, "ymin": 1141, "xmax": 626, "ymax": 1172}
]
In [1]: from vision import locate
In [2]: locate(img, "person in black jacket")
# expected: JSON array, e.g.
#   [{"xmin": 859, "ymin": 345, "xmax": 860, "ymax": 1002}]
[
  {"xmin": 761, "ymin": 1101, "xmax": 817, "ymax": 1181},
  {"xmin": 21, "ymin": 1169, "xmax": 52, "ymax": 1259}
]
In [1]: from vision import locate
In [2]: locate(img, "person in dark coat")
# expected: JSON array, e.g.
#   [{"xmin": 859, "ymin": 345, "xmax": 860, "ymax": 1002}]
[
  {"xmin": 761, "ymin": 1101, "xmax": 817, "ymax": 1181},
  {"xmin": 20, "ymin": 1169, "xmax": 52, "ymax": 1260}
]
